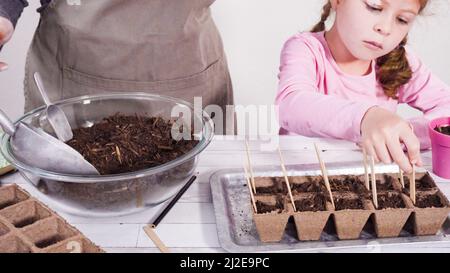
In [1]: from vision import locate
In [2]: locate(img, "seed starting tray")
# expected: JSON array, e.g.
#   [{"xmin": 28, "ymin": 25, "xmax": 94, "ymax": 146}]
[
  {"xmin": 210, "ymin": 162, "xmax": 450, "ymax": 252},
  {"xmin": 0, "ymin": 184, "xmax": 103, "ymax": 253}
]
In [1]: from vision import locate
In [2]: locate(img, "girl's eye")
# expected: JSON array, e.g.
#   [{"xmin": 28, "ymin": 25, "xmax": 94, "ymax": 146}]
[
  {"xmin": 397, "ymin": 18, "xmax": 409, "ymax": 25},
  {"xmin": 365, "ymin": 3, "xmax": 382, "ymax": 12}
]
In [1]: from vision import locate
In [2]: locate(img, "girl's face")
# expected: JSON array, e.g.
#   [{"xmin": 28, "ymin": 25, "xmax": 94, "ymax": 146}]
[{"xmin": 331, "ymin": 0, "xmax": 421, "ymax": 61}]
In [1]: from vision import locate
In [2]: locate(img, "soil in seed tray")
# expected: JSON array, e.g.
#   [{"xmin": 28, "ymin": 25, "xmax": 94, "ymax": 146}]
[
  {"xmin": 415, "ymin": 193, "xmax": 446, "ymax": 208},
  {"xmin": 373, "ymin": 174, "xmax": 396, "ymax": 191},
  {"xmin": 291, "ymin": 179, "xmax": 327, "ymax": 194},
  {"xmin": 334, "ymin": 196, "xmax": 364, "ymax": 211},
  {"xmin": 255, "ymin": 177, "xmax": 288, "ymax": 194},
  {"xmin": 330, "ymin": 176, "xmax": 369, "ymax": 197},
  {"xmin": 294, "ymin": 193, "xmax": 327, "ymax": 212},
  {"xmin": 377, "ymin": 192, "xmax": 406, "ymax": 209},
  {"xmin": 255, "ymin": 194, "xmax": 285, "ymax": 214},
  {"xmin": 66, "ymin": 113, "xmax": 198, "ymax": 175},
  {"xmin": 435, "ymin": 125, "xmax": 450, "ymax": 135},
  {"xmin": 403, "ymin": 175, "xmax": 435, "ymax": 191}
]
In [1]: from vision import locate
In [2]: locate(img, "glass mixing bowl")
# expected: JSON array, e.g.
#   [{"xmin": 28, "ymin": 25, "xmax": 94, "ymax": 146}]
[{"xmin": 0, "ymin": 93, "xmax": 214, "ymax": 217}]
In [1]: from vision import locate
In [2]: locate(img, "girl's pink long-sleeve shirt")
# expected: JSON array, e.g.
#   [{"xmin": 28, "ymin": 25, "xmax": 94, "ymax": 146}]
[{"xmin": 276, "ymin": 31, "xmax": 450, "ymax": 149}]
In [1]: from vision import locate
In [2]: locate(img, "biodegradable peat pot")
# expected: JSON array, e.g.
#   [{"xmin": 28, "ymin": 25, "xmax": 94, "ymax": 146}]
[
  {"xmin": 0, "ymin": 184, "xmax": 103, "ymax": 253},
  {"xmin": 253, "ymin": 195, "xmax": 290, "ymax": 243},
  {"xmin": 429, "ymin": 117, "xmax": 450, "ymax": 179},
  {"xmin": 372, "ymin": 192, "xmax": 414, "ymax": 238},
  {"xmin": 333, "ymin": 193, "xmax": 373, "ymax": 240},
  {"xmin": 413, "ymin": 190, "xmax": 450, "ymax": 236},
  {"xmin": 292, "ymin": 193, "xmax": 333, "ymax": 241}
]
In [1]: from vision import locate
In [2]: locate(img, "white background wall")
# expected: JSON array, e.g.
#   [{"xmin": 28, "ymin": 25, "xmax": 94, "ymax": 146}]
[{"xmin": 0, "ymin": 0, "xmax": 449, "ymax": 124}]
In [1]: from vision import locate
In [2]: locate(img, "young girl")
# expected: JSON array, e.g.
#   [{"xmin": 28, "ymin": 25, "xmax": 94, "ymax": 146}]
[{"xmin": 276, "ymin": 0, "xmax": 450, "ymax": 174}]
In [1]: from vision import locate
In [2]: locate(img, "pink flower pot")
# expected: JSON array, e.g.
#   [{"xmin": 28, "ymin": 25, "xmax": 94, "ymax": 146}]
[{"xmin": 429, "ymin": 117, "xmax": 450, "ymax": 179}]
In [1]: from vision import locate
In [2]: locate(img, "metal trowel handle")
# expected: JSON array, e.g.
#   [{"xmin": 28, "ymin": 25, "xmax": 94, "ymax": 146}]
[{"xmin": 0, "ymin": 109, "xmax": 16, "ymax": 136}]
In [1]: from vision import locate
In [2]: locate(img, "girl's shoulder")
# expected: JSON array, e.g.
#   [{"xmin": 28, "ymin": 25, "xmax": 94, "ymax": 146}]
[
  {"xmin": 283, "ymin": 31, "xmax": 326, "ymax": 50},
  {"xmin": 281, "ymin": 31, "xmax": 328, "ymax": 60}
]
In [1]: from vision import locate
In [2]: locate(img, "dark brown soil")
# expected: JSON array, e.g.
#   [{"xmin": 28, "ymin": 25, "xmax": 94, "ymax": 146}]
[
  {"xmin": 403, "ymin": 175, "xmax": 436, "ymax": 191},
  {"xmin": 66, "ymin": 113, "xmax": 198, "ymax": 175},
  {"xmin": 329, "ymin": 176, "xmax": 370, "ymax": 198},
  {"xmin": 415, "ymin": 193, "xmax": 446, "ymax": 208},
  {"xmin": 334, "ymin": 197, "xmax": 364, "ymax": 211},
  {"xmin": 255, "ymin": 177, "xmax": 288, "ymax": 194},
  {"xmin": 376, "ymin": 175, "xmax": 396, "ymax": 191},
  {"xmin": 255, "ymin": 194, "xmax": 285, "ymax": 214},
  {"xmin": 294, "ymin": 194, "xmax": 327, "ymax": 212},
  {"xmin": 291, "ymin": 179, "xmax": 327, "ymax": 194},
  {"xmin": 377, "ymin": 192, "xmax": 406, "ymax": 209},
  {"xmin": 435, "ymin": 125, "xmax": 450, "ymax": 135}
]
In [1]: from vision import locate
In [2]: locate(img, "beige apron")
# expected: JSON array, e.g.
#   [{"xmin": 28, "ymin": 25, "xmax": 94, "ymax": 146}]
[{"xmin": 24, "ymin": 0, "xmax": 234, "ymax": 134}]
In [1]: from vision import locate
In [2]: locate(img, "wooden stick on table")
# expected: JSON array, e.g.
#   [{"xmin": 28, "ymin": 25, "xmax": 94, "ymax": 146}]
[
  {"xmin": 313, "ymin": 143, "xmax": 335, "ymax": 209},
  {"xmin": 244, "ymin": 163, "xmax": 258, "ymax": 213},
  {"xmin": 369, "ymin": 155, "xmax": 378, "ymax": 209},
  {"xmin": 143, "ymin": 175, "xmax": 197, "ymax": 253},
  {"xmin": 362, "ymin": 148, "xmax": 370, "ymax": 190},
  {"xmin": 143, "ymin": 226, "xmax": 170, "ymax": 253},
  {"xmin": 277, "ymin": 147, "xmax": 297, "ymax": 212},
  {"xmin": 244, "ymin": 138, "xmax": 256, "ymax": 193},
  {"xmin": 410, "ymin": 164, "xmax": 416, "ymax": 204}
]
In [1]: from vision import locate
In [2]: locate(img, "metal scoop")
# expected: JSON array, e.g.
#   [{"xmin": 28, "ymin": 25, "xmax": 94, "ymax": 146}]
[
  {"xmin": 0, "ymin": 109, "xmax": 99, "ymax": 175},
  {"xmin": 34, "ymin": 72, "xmax": 74, "ymax": 142}
]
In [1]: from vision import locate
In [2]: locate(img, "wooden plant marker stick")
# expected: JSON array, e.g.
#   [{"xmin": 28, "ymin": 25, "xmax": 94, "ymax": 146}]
[
  {"xmin": 244, "ymin": 138, "xmax": 256, "ymax": 193},
  {"xmin": 362, "ymin": 148, "xmax": 370, "ymax": 190},
  {"xmin": 143, "ymin": 225, "xmax": 170, "ymax": 253},
  {"xmin": 410, "ymin": 164, "xmax": 416, "ymax": 204},
  {"xmin": 399, "ymin": 167, "xmax": 405, "ymax": 188},
  {"xmin": 277, "ymin": 147, "xmax": 297, "ymax": 212},
  {"xmin": 313, "ymin": 143, "xmax": 335, "ymax": 209},
  {"xmin": 136, "ymin": 184, "xmax": 143, "ymax": 208},
  {"xmin": 244, "ymin": 164, "xmax": 258, "ymax": 213},
  {"xmin": 370, "ymin": 155, "xmax": 378, "ymax": 209}
]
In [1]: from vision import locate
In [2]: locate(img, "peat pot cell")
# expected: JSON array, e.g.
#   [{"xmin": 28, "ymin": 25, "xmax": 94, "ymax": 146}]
[
  {"xmin": 376, "ymin": 191, "xmax": 407, "ymax": 209},
  {"xmin": 415, "ymin": 192, "xmax": 448, "ymax": 208},
  {"xmin": 0, "ymin": 234, "xmax": 31, "ymax": 253},
  {"xmin": 372, "ymin": 193, "xmax": 413, "ymax": 238},
  {"xmin": 403, "ymin": 173, "xmax": 436, "ymax": 192},
  {"xmin": 334, "ymin": 195, "xmax": 366, "ymax": 211},
  {"xmin": 0, "ymin": 221, "xmax": 10, "ymax": 237},
  {"xmin": 45, "ymin": 237, "xmax": 103, "ymax": 253},
  {"xmin": 255, "ymin": 195, "xmax": 286, "ymax": 214},
  {"xmin": 254, "ymin": 177, "xmax": 288, "ymax": 194},
  {"xmin": 253, "ymin": 195, "xmax": 290, "ymax": 243},
  {"xmin": 23, "ymin": 217, "xmax": 77, "ymax": 249},
  {"xmin": 413, "ymin": 191, "xmax": 450, "ymax": 236},
  {"xmin": 292, "ymin": 193, "xmax": 332, "ymax": 241},
  {"xmin": 0, "ymin": 185, "xmax": 29, "ymax": 210},
  {"xmin": 294, "ymin": 193, "xmax": 329, "ymax": 212},
  {"xmin": 0, "ymin": 200, "xmax": 52, "ymax": 228},
  {"xmin": 290, "ymin": 176, "xmax": 328, "ymax": 194},
  {"xmin": 332, "ymin": 193, "xmax": 373, "ymax": 240},
  {"xmin": 329, "ymin": 175, "xmax": 368, "ymax": 194},
  {"xmin": 375, "ymin": 174, "xmax": 399, "ymax": 191}
]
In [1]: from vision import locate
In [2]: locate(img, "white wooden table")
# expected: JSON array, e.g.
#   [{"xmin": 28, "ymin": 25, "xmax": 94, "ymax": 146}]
[{"xmin": 1, "ymin": 135, "xmax": 450, "ymax": 253}]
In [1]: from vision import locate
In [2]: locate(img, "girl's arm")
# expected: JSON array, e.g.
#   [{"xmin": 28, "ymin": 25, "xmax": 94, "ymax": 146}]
[
  {"xmin": 399, "ymin": 48, "xmax": 450, "ymax": 150},
  {"xmin": 276, "ymin": 36, "xmax": 377, "ymax": 143}
]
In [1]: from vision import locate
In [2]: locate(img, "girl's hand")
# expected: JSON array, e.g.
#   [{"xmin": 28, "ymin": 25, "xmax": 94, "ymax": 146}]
[
  {"xmin": 360, "ymin": 106, "xmax": 423, "ymax": 174},
  {"xmin": 0, "ymin": 16, "xmax": 14, "ymax": 71}
]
